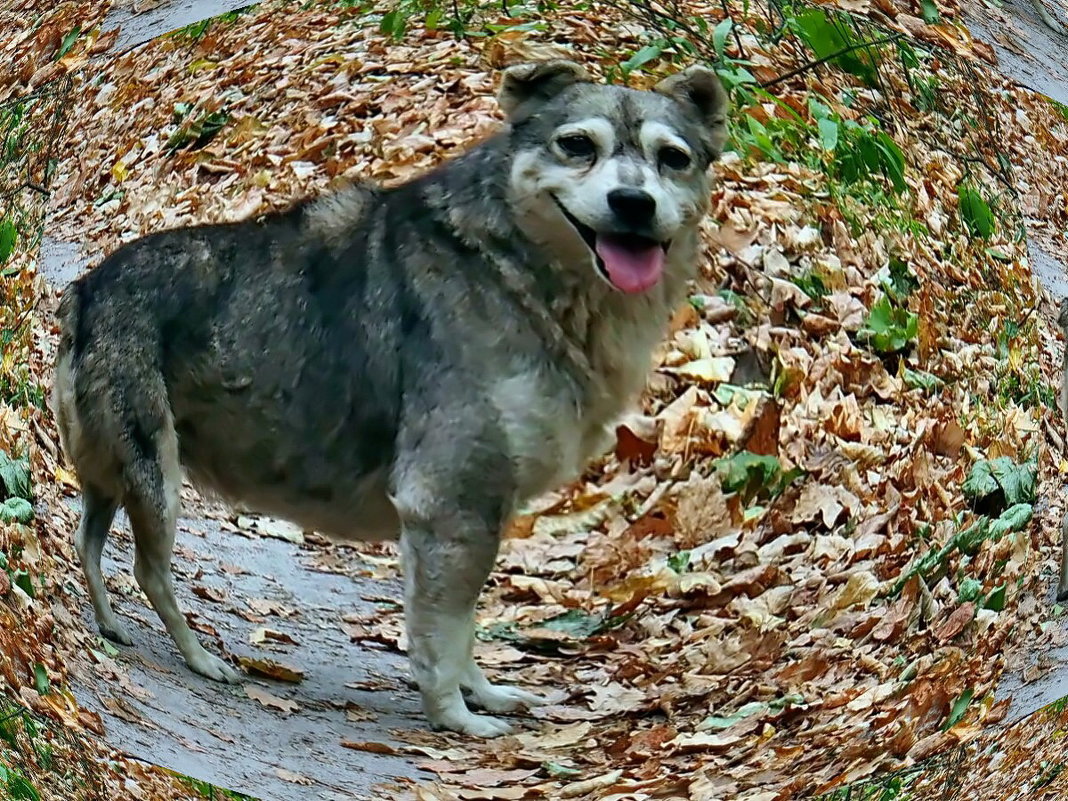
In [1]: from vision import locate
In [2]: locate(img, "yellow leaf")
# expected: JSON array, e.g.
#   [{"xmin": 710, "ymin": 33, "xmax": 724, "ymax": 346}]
[
  {"xmin": 110, "ymin": 160, "xmax": 128, "ymax": 182},
  {"xmin": 55, "ymin": 465, "xmax": 80, "ymax": 490},
  {"xmin": 187, "ymin": 59, "xmax": 218, "ymax": 75}
]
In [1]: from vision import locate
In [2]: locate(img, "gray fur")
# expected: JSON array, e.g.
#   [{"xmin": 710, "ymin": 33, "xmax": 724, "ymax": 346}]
[{"xmin": 52, "ymin": 61, "xmax": 728, "ymax": 737}]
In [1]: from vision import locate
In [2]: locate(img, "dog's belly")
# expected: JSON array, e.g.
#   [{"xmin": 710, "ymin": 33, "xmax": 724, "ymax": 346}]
[
  {"xmin": 171, "ymin": 390, "xmax": 400, "ymax": 540},
  {"xmin": 186, "ymin": 454, "xmax": 401, "ymax": 541},
  {"xmin": 233, "ymin": 471, "xmax": 401, "ymax": 542}
]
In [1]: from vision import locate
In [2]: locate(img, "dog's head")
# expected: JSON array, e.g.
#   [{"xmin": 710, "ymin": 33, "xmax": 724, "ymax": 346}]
[{"xmin": 501, "ymin": 60, "xmax": 728, "ymax": 294}]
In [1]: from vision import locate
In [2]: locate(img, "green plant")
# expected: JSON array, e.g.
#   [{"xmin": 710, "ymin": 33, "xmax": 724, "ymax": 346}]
[
  {"xmin": 789, "ymin": 7, "xmax": 885, "ymax": 87},
  {"xmin": 0, "ymin": 764, "xmax": 41, "ymax": 801},
  {"xmin": 713, "ymin": 451, "xmax": 804, "ymax": 505},
  {"xmin": 857, "ymin": 295, "xmax": 918, "ymax": 355},
  {"xmin": 957, "ymin": 183, "xmax": 995, "ymax": 239},
  {"xmin": 165, "ymin": 104, "xmax": 231, "ymax": 153}
]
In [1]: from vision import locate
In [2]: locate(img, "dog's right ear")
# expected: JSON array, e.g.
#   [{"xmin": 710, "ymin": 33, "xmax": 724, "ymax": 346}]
[{"xmin": 498, "ymin": 60, "xmax": 590, "ymax": 119}]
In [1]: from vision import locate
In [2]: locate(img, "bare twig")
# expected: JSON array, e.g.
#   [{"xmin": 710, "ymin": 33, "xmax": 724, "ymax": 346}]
[{"xmin": 759, "ymin": 33, "xmax": 901, "ymax": 89}]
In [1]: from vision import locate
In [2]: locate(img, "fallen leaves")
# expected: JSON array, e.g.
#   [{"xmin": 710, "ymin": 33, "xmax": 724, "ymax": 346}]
[
  {"xmin": 9, "ymin": 0, "xmax": 1068, "ymax": 799},
  {"xmin": 238, "ymin": 656, "xmax": 306, "ymax": 684},
  {"xmin": 245, "ymin": 685, "xmax": 299, "ymax": 715}
]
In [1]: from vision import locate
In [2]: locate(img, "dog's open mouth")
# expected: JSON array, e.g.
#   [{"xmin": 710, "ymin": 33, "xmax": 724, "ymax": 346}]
[{"xmin": 553, "ymin": 198, "xmax": 669, "ymax": 294}]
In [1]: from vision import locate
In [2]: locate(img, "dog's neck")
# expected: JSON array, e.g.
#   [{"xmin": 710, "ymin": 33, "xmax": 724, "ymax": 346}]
[{"xmin": 415, "ymin": 136, "xmax": 697, "ymax": 407}]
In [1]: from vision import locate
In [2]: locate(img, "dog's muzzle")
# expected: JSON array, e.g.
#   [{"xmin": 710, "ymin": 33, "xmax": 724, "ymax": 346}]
[{"xmin": 552, "ymin": 196, "xmax": 670, "ymax": 294}]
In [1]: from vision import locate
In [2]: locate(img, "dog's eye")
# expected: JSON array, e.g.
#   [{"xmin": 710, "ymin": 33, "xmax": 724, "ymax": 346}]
[
  {"xmin": 659, "ymin": 146, "xmax": 692, "ymax": 170},
  {"xmin": 557, "ymin": 134, "xmax": 597, "ymax": 159}
]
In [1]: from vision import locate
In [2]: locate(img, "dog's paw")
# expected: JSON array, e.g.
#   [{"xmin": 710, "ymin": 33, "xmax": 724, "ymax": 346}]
[
  {"xmin": 189, "ymin": 651, "xmax": 242, "ymax": 685},
  {"xmin": 99, "ymin": 621, "xmax": 134, "ymax": 647},
  {"xmin": 434, "ymin": 710, "xmax": 514, "ymax": 738},
  {"xmin": 470, "ymin": 684, "xmax": 545, "ymax": 714}
]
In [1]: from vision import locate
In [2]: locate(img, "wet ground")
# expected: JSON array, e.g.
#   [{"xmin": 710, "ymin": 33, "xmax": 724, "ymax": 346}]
[
  {"xmin": 61, "ymin": 497, "xmax": 426, "ymax": 800},
  {"xmin": 37, "ymin": 0, "xmax": 1068, "ymax": 796},
  {"xmin": 962, "ymin": 0, "xmax": 1068, "ymax": 106},
  {"xmin": 104, "ymin": 0, "xmax": 259, "ymax": 55}
]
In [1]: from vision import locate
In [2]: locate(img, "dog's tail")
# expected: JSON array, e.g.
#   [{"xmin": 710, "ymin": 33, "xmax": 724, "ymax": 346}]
[{"xmin": 52, "ymin": 281, "xmax": 84, "ymax": 462}]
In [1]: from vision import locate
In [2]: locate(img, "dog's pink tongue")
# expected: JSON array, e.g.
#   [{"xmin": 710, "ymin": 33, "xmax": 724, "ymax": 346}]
[{"xmin": 595, "ymin": 235, "xmax": 664, "ymax": 294}]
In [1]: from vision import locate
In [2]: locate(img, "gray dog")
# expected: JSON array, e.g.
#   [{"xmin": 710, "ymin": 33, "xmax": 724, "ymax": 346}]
[{"xmin": 52, "ymin": 60, "xmax": 728, "ymax": 736}]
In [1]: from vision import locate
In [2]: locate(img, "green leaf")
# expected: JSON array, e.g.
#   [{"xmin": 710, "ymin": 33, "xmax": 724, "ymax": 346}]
[
  {"xmin": 883, "ymin": 258, "xmax": 919, "ymax": 301},
  {"xmin": 858, "ymin": 295, "xmax": 918, "ymax": 354},
  {"xmin": 715, "ymin": 64, "xmax": 756, "ymax": 89},
  {"xmin": 874, "ymin": 132, "xmax": 907, "ymax": 192},
  {"xmin": 987, "ymin": 503, "xmax": 1033, "ymax": 539},
  {"xmin": 0, "ymin": 450, "xmax": 31, "ymax": 500},
  {"xmin": 0, "ymin": 219, "xmax": 16, "ymax": 264},
  {"xmin": 699, "ymin": 701, "xmax": 768, "ymax": 730},
  {"xmin": 715, "ymin": 451, "xmax": 782, "ymax": 501},
  {"xmin": 744, "ymin": 114, "xmax": 780, "ymax": 161},
  {"xmin": 379, "ymin": 9, "xmax": 406, "ymax": 39},
  {"xmin": 958, "ymin": 184, "xmax": 995, "ymax": 238},
  {"xmin": 33, "ymin": 662, "xmax": 51, "ymax": 696},
  {"xmin": 793, "ymin": 10, "xmax": 878, "ymax": 86},
  {"xmin": 55, "ymin": 25, "xmax": 81, "ymax": 61},
  {"xmin": 543, "ymin": 762, "xmax": 582, "ymax": 779},
  {"xmin": 904, "ymin": 368, "xmax": 943, "ymax": 392},
  {"xmin": 865, "ymin": 295, "xmax": 894, "ymax": 335},
  {"xmin": 0, "ymin": 498, "xmax": 32, "ymax": 524},
  {"xmin": 817, "ymin": 118, "xmax": 838, "ymax": 151},
  {"xmin": 985, "ymin": 247, "xmax": 1012, "ymax": 263},
  {"xmin": 12, "ymin": 569, "xmax": 34, "ymax": 599},
  {"xmin": 713, "ymin": 18, "xmax": 733, "ymax": 62},
  {"xmin": 990, "ymin": 456, "xmax": 1037, "ymax": 505},
  {"xmin": 983, "ymin": 584, "xmax": 1007, "ymax": 612},
  {"xmin": 6, "ymin": 774, "xmax": 41, "ymax": 801},
  {"xmin": 943, "ymin": 688, "xmax": 974, "ymax": 730},
  {"xmin": 957, "ymin": 577, "xmax": 982, "ymax": 603},
  {"xmin": 621, "ymin": 45, "xmax": 663, "ymax": 74},
  {"xmin": 668, "ymin": 550, "xmax": 691, "ymax": 574},
  {"xmin": 921, "ymin": 0, "xmax": 942, "ymax": 22},
  {"xmin": 962, "ymin": 460, "xmax": 998, "ymax": 501}
]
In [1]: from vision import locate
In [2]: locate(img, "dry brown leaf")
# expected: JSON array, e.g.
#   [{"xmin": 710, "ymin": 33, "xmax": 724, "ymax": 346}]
[{"xmin": 245, "ymin": 685, "xmax": 299, "ymax": 715}]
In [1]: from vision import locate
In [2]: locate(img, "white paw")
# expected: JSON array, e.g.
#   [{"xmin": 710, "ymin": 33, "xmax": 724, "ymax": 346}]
[
  {"xmin": 432, "ymin": 709, "xmax": 514, "ymax": 738},
  {"xmin": 99, "ymin": 620, "xmax": 134, "ymax": 647},
  {"xmin": 470, "ymin": 684, "xmax": 545, "ymax": 714},
  {"xmin": 188, "ymin": 650, "xmax": 242, "ymax": 684}
]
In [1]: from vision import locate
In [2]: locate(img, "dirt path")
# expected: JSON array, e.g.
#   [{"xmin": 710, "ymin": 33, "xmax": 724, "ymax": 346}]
[
  {"xmin": 959, "ymin": 0, "xmax": 1068, "ymax": 723},
  {"xmin": 36, "ymin": 0, "xmax": 1068, "ymax": 798},
  {"xmin": 105, "ymin": 0, "xmax": 258, "ymax": 54},
  {"xmin": 59, "ymin": 496, "xmax": 426, "ymax": 800},
  {"xmin": 962, "ymin": 0, "xmax": 1068, "ymax": 107}
]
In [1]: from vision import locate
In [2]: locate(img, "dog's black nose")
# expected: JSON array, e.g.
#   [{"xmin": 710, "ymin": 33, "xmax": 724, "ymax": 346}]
[{"xmin": 607, "ymin": 188, "xmax": 657, "ymax": 229}]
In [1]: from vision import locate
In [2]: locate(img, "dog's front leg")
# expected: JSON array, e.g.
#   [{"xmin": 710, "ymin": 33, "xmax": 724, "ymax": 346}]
[{"xmin": 397, "ymin": 505, "xmax": 541, "ymax": 737}]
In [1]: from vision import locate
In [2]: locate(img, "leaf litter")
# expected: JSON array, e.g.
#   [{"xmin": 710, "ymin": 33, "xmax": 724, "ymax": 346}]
[{"xmin": 5, "ymin": 0, "xmax": 1068, "ymax": 798}]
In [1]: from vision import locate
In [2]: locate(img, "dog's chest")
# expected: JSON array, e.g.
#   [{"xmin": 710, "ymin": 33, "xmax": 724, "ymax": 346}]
[{"xmin": 492, "ymin": 301, "xmax": 666, "ymax": 502}]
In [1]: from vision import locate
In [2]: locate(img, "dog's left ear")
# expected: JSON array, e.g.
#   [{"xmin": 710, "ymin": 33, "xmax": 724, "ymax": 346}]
[
  {"xmin": 499, "ymin": 60, "xmax": 591, "ymax": 119},
  {"xmin": 655, "ymin": 66, "xmax": 729, "ymax": 154}
]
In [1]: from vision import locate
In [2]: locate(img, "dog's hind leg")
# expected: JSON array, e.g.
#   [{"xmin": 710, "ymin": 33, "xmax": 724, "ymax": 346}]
[
  {"xmin": 74, "ymin": 483, "xmax": 132, "ymax": 645},
  {"xmin": 124, "ymin": 419, "xmax": 241, "ymax": 685}
]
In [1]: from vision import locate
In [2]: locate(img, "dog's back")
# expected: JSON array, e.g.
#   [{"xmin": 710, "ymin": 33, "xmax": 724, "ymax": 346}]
[{"xmin": 53, "ymin": 186, "xmax": 407, "ymax": 535}]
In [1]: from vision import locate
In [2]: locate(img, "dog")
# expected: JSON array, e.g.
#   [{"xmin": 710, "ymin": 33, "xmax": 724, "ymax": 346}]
[{"xmin": 51, "ymin": 60, "xmax": 728, "ymax": 737}]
